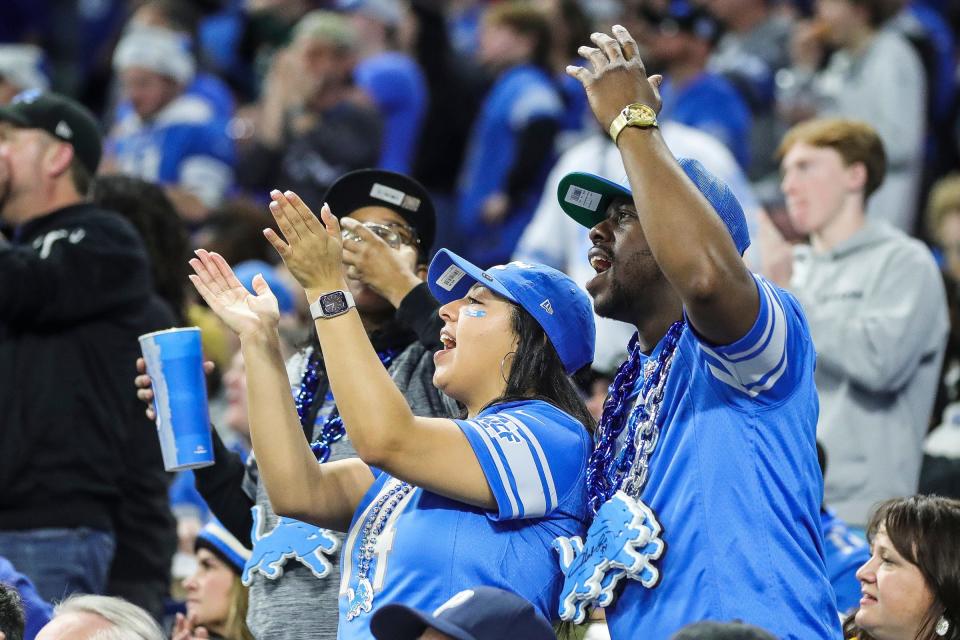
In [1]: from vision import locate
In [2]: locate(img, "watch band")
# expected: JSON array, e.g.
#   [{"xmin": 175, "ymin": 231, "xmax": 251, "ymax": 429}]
[
  {"xmin": 608, "ymin": 103, "xmax": 658, "ymax": 143},
  {"xmin": 310, "ymin": 289, "xmax": 357, "ymax": 320}
]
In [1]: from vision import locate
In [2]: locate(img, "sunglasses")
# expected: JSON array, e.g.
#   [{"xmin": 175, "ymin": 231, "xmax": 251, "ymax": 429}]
[{"xmin": 341, "ymin": 222, "xmax": 419, "ymax": 250}]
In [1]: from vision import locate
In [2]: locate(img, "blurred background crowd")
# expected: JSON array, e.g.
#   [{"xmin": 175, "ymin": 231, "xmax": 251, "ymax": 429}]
[{"xmin": 0, "ymin": 0, "xmax": 959, "ymax": 638}]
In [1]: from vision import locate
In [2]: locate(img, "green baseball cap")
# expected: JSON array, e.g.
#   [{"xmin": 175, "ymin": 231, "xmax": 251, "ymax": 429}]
[
  {"xmin": 0, "ymin": 90, "xmax": 102, "ymax": 174},
  {"xmin": 557, "ymin": 158, "xmax": 751, "ymax": 255}
]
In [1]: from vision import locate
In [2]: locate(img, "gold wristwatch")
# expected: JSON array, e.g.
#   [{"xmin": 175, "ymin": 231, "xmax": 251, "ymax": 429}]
[{"xmin": 608, "ymin": 103, "xmax": 658, "ymax": 143}]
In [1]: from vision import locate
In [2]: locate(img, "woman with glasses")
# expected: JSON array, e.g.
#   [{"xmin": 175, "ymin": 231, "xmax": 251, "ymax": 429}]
[
  {"xmin": 138, "ymin": 170, "xmax": 454, "ymax": 640},
  {"xmin": 186, "ymin": 188, "xmax": 596, "ymax": 638}
]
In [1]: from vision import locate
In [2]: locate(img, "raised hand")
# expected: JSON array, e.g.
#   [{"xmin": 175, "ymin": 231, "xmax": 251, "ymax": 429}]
[
  {"xmin": 188, "ymin": 249, "xmax": 280, "ymax": 339},
  {"xmin": 567, "ymin": 25, "xmax": 664, "ymax": 131},
  {"xmin": 340, "ymin": 217, "xmax": 421, "ymax": 308},
  {"xmin": 172, "ymin": 612, "xmax": 211, "ymax": 640},
  {"xmin": 264, "ymin": 190, "xmax": 346, "ymax": 297}
]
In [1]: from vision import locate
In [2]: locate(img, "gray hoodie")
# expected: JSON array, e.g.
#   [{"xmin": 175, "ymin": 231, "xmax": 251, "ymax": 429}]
[{"xmin": 790, "ymin": 221, "xmax": 947, "ymax": 525}]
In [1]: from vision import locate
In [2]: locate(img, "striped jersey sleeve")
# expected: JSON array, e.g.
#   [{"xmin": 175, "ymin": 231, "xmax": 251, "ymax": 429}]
[
  {"xmin": 696, "ymin": 274, "xmax": 810, "ymax": 403},
  {"xmin": 455, "ymin": 401, "xmax": 588, "ymax": 521}
]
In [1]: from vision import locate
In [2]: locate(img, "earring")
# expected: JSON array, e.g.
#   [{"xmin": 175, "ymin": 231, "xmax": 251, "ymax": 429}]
[
  {"xmin": 937, "ymin": 616, "xmax": 950, "ymax": 637},
  {"xmin": 499, "ymin": 351, "xmax": 516, "ymax": 384}
]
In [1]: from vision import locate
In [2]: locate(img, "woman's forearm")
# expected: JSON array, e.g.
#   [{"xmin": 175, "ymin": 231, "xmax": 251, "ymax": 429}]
[
  {"xmin": 241, "ymin": 330, "xmax": 322, "ymax": 518},
  {"xmin": 307, "ymin": 286, "xmax": 418, "ymax": 467}
]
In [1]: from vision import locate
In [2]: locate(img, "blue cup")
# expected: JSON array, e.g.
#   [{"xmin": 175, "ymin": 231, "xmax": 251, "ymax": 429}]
[{"xmin": 139, "ymin": 327, "xmax": 214, "ymax": 471}]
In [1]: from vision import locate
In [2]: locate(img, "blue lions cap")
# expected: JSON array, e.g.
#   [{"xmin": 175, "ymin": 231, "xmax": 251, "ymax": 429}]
[
  {"xmin": 194, "ymin": 518, "xmax": 251, "ymax": 575},
  {"xmin": 428, "ymin": 249, "xmax": 595, "ymax": 374},
  {"xmin": 556, "ymin": 157, "xmax": 750, "ymax": 256},
  {"xmin": 370, "ymin": 586, "xmax": 555, "ymax": 640}
]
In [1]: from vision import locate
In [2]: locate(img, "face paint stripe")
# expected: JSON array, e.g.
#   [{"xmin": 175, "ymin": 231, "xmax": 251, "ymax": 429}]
[{"xmin": 462, "ymin": 308, "xmax": 486, "ymax": 318}]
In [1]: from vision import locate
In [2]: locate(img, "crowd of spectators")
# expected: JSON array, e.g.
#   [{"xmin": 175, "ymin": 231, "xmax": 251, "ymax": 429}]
[{"xmin": 0, "ymin": 0, "xmax": 959, "ymax": 638}]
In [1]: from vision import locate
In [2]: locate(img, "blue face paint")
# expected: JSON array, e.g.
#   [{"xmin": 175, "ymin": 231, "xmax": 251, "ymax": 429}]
[{"xmin": 462, "ymin": 308, "xmax": 487, "ymax": 318}]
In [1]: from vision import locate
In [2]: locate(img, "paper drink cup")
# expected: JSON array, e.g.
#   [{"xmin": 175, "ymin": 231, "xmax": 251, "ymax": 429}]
[{"xmin": 139, "ymin": 327, "xmax": 214, "ymax": 471}]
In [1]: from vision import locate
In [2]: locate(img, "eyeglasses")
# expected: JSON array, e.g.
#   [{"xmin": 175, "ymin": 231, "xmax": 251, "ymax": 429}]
[{"xmin": 341, "ymin": 222, "xmax": 419, "ymax": 250}]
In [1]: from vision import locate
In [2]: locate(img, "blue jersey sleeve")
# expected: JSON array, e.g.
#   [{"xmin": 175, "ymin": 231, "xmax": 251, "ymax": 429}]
[
  {"xmin": 455, "ymin": 402, "xmax": 589, "ymax": 521},
  {"xmin": 695, "ymin": 274, "xmax": 812, "ymax": 404}
]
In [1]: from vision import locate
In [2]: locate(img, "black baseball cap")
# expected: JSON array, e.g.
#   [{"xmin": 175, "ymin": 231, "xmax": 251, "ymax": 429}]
[
  {"xmin": 323, "ymin": 169, "xmax": 436, "ymax": 257},
  {"xmin": 370, "ymin": 587, "xmax": 556, "ymax": 640},
  {"xmin": 0, "ymin": 90, "xmax": 102, "ymax": 174}
]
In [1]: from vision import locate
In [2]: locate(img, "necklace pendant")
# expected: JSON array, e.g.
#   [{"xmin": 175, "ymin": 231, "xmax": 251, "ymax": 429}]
[
  {"xmin": 554, "ymin": 491, "xmax": 665, "ymax": 623},
  {"xmin": 345, "ymin": 577, "xmax": 374, "ymax": 620}
]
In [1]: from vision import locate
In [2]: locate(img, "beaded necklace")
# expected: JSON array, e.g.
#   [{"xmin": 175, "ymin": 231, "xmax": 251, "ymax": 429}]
[
  {"xmin": 293, "ymin": 347, "xmax": 400, "ymax": 463},
  {"xmin": 586, "ymin": 321, "xmax": 685, "ymax": 513},
  {"xmin": 345, "ymin": 479, "xmax": 415, "ymax": 620}
]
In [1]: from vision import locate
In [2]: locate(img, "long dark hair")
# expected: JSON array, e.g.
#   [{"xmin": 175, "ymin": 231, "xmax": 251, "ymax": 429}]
[
  {"xmin": 482, "ymin": 303, "xmax": 595, "ymax": 433},
  {"xmin": 843, "ymin": 495, "xmax": 960, "ymax": 640}
]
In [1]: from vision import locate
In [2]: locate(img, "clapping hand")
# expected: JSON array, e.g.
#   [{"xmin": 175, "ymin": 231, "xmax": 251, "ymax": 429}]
[
  {"xmin": 188, "ymin": 249, "xmax": 280, "ymax": 340},
  {"xmin": 264, "ymin": 190, "xmax": 346, "ymax": 298},
  {"xmin": 172, "ymin": 612, "xmax": 210, "ymax": 640},
  {"xmin": 567, "ymin": 25, "xmax": 664, "ymax": 131}
]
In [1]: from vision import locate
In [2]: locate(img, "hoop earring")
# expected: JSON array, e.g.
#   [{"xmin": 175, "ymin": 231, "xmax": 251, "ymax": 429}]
[
  {"xmin": 936, "ymin": 616, "xmax": 950, "ymax": 637},
  {"xmin": 500, "ymin": 351, "xmax": 516, "ymax": 384}
]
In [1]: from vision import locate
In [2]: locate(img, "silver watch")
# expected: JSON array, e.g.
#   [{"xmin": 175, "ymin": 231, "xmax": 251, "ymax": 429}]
[{"xmin": 310, "ymin": 290, "xmax": 356, "ymax": 320}]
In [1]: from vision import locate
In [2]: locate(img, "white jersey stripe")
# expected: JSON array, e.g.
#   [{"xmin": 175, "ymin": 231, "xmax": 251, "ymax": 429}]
[{"xmin": 462, "ymin": 419, "xmax": 522, "ymax": 518}]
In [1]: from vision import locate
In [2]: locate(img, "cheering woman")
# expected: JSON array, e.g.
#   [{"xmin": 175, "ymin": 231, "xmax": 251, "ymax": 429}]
[{"xmin": 187, "ymin": 190, "xmax": 596, "ymax": 638}]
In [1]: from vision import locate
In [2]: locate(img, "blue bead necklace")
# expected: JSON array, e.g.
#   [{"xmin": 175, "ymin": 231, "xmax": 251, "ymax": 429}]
[
  {"xmin": 586, "ymin": 321, "xmax": 685, "ymax": 514},
  {"xmin": 293, "ymin": 347, "xmax": 400, "ymax": 463}
]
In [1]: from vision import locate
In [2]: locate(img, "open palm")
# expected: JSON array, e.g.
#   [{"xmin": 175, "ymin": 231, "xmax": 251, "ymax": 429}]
[{"xmin": 188, "ymin": 249, "xmax": 280, "ymax": 338}]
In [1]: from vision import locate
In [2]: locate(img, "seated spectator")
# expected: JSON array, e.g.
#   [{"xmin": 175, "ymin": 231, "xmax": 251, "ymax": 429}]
[
  {"xmin": 0, "ymin": 582, "xmax": 24, "ymax": 640},
  {"xmin": 174, "ymin": 520, "xmax": 253, "ymax": 640},
  {"xmin": 35, "ymin": 595, "xmax": 164, "ymax": 640},
  {"xmin": 370, "ymin": 586, "xmax": 555, "ymax": 640},
  {"xmin": 642, "ymin": 0, "xmax": 753, "ymax": 169},
  {"xmin": 124, "ymin": 0, "xmax": 236, "ymax": 121},
  {"xmin": 457, "ymin": 1, "xmax": 563, "ymax": 266},
  {"xmin": 778, "ymin": 0, "xmax": 926, "ymax": 232},
  {"xmin": 842, "ymin": 495, "xmax": 960, "ymax": 640},
  {"xmin": 671, "ymin": 621, "xmax": 777, "ymax": 640},
  {"xmin": 767, "ymin": 118, "xmax": 948, "ymax": 527},
  {"xmin": 236, "ymin": 10, "xmax": 382, "ymax": 208},
  {"xmin": 705, "ymin": 0, "xmax": 792, "ymax": 180},
  {"xmin": 108, "ymin": 26, "xmax": 235, "ymax": 223},
  {"xmin": 338, "ymin": 0, "xmax": 428, "ymax": 174},
  {"xmin": 0, "ymin": 45, "xmax": 48, "ymax": 106},
  {"xmin": 0, "ymin": 557, "xmax": 51, "ymax": 640}
]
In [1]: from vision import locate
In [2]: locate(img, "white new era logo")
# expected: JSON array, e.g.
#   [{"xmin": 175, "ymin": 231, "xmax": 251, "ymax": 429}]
[
  {"xmin": 540, "ymin": 299, "xmax": 554, "ymax": 315},
  {"xmin": 55, "ymin": 121, "xmax": 72, "ymax": 139}
]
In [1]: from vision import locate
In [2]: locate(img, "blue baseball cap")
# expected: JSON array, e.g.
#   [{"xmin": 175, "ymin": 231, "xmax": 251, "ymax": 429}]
[
  {"xmin": 233, "ymin": 260, "xmax": 296, "ymax": 315},
  {"xmin": 556, "ymin": 157, "xmax": 751, "ymax": 256},
  {"xmin": 370, "ymin": 586, "xmax": 556, "ymax": 640},
  {"xmin": 427, "ymin": 249, "xmax": 595, "ymax": 374},
  {"xmin": 194, "ymin": 518, "xmax": 251, "ymax": 575}
]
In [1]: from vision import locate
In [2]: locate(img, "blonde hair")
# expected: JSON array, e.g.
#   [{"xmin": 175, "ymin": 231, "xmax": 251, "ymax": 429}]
[
  {"xmin": 221, "ymin": 575, "xmax": 254, "ymax": 640},
  {"xmin": 777, "ymin": 118, "xmax": 887, "ymax": 200},
  {"xmin": 926, "ymin": 174, "xmax": 960, "ymax": 239}
]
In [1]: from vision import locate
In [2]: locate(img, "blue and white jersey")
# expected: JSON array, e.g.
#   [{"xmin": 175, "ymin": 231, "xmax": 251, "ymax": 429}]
[
  {"xmin": 337, "ymin": 399, "xmax": 590, "ymax": 639},
  {"xmin": 821, "ymin": 507, "xmax": 870, "ymax": 614},
  {"xmin": 457, "ymin": 64, "xmax": 563, "ymax": 267},
  {"xmin": 354, "ymin": 52, "xmax": 427, "ymax": 174},
  {"xmin": 106, "ymin": 94, "xmax": 235, "ymax": 209},
  {"xmin": 604, "ymin": 274, "xmax": 842, "ymax": 640}
]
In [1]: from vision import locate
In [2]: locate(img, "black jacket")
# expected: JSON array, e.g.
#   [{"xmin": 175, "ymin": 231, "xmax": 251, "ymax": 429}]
[{"xmin": 0, "ymin": 203, "xmax": 159, "ymax": 532}]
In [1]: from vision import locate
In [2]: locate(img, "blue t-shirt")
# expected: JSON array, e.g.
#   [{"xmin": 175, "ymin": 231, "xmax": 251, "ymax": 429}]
[
  {"xmin": 603, "ymin": 275, "xmax": 841, "ymax": 640},
  {"xmin": 354, "ymin": 52, "xmax": 427, "ymax": 174},
  {"xmin": 457, "ymin": 64, "xmax": 562, "ymax": 267},
  {"xmin": 107, "ymin": 94, "xmax": 236, "ymax": 209},
  {"xmin": 659, "ymin": 72, "xmax": 752, "ymax": 169},
  {"xmin": 337, "ymin": 400, "xmax": 590, "ymax": 639},
  {"xmin": 822, "ymin": 507, "xmax": 870, "ymax": 614}
]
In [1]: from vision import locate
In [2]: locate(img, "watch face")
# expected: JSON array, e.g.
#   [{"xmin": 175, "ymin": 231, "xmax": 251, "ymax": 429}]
[{"xmin": 320, "ymin": 291, "xmax": 348, "ymax": 315}]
